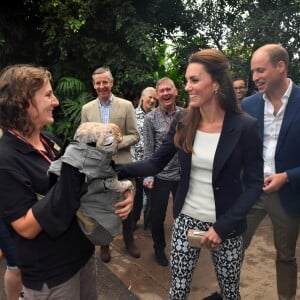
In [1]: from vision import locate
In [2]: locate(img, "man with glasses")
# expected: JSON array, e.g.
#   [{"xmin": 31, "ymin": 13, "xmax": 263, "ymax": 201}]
[{"xmin": 233, "ymin": 77, "xmax": 248, "ymax": 103}]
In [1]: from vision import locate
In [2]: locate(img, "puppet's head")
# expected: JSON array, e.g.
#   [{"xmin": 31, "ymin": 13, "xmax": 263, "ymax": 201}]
[{"xmin": 74, "ymin": 122, "xmax": 122, "ymax": 154}]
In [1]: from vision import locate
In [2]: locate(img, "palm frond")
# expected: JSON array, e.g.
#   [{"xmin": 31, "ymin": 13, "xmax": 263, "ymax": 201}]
[{"xmin": 55, "ymin": 77, "xmax": 86, "ymax": 99}]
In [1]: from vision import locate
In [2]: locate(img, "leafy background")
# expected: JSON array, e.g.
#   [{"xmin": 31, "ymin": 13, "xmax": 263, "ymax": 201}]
[{"xmin": 1, "ymin": 0, "xmax": 299, "ymax": 141}]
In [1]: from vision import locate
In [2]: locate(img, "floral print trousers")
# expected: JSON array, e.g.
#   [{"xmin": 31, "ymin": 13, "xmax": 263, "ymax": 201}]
[{"xmin": 168, "ymin": 214, "xmax": 242, "ymax": 300}]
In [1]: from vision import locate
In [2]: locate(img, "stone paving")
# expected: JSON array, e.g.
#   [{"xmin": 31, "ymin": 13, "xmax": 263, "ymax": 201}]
[
  {"xmin": 0, "ymin": 199, "xmax": 299, "ymax": 299},
  {"xmin": 107, "ymin": 200, "xmax": 300, "ymax": 299}
]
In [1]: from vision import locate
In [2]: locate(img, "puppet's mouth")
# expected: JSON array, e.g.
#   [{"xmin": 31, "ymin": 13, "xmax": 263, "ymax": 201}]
[{"xmin": 87, "ymin": 142, "xmax": 97, "ymax": 147}]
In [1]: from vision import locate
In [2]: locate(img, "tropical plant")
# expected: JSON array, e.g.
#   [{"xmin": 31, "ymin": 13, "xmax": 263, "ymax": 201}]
[
  {"xmin": 2, "ymin": 0, "xmax": 300, "ymax": 129},
  {"xmin": 51, "ymin": 77, "xmax": 93, "ymax": 142},
  {"xmin": 189, "ymin": 0, "xmax": 300, "ymax": 92}
]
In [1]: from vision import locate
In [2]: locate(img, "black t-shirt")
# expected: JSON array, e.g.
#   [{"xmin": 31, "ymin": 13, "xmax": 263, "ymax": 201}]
[{"xmin": 0, "ymin": 131, "xmax": 94, "ymax": 290}]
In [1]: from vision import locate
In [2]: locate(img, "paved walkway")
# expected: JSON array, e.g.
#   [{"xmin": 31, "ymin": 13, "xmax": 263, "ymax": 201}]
[
  {"xmin": 0, "ymin": 254, "xmax": 138, "ymax": 300},
  {"xmin": 0, "ymin": 199, "xmax": 299, "ymax": 299},
  {"xmin": 105, "ymin": 199, "xmax": 300, "ymax": 299}
]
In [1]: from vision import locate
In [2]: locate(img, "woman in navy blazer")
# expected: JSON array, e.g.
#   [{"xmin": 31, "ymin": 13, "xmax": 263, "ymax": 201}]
[{"xmin": 119, "ymin": 49, "xmax": 263, "ymax": 300}]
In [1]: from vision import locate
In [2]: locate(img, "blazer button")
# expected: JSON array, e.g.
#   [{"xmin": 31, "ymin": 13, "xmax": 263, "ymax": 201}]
[{"xmin": 215, "ymin": 187, "xmax": 220, "ymax": 190}]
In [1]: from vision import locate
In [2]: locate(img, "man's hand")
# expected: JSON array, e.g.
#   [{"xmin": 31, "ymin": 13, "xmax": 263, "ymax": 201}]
[
  {"xmin": 263, "ymin": 172, "xmax": 288, "ymax": 193},
  {"xmin": 114, "ymin": 189, "xmax": 134, "ymax": 220}
]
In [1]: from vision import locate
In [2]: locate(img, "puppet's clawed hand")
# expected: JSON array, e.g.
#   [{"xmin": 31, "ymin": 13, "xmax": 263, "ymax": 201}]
[{"xmin": 104, "ymin": 177, "xmax": 134, "ymax": 193}]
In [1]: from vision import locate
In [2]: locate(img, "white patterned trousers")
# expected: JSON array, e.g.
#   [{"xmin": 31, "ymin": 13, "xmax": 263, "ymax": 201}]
[{"xmin": 168, "ymin": 214, "xmax": 242, "ymax": 300}]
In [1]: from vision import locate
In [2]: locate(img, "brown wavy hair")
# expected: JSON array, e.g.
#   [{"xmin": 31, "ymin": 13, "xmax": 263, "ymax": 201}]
[
  {"xmin": 174, "ymin": 49, "xmax": 242, "ymax": 153},
  {"xmin": 0, "ymin": 64, "xmax": 52, "ymax": 136}
]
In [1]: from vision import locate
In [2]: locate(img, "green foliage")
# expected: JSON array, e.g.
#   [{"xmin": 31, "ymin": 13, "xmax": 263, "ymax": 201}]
[
  {"xmin": 0, "ymin": 0, "xmax": 205, "ymax": 101},
  {"xmin": 52, "ymin": 77, "xmax": 93, "ymax": 142},
  {"xmin": 190, "ymin": 0, "xmax": 300, "ymax": 92},
  {"xmin": 152, "ymin": 35, "xmax": 208, "ymax": 104},
  {"xmin": 1, "ymin": 0, "xmax": 300, "ymax": 139},
  {"xmin": 0, "ymin": 0, "xmax": 44, "ymax": 64},
  {"xmin": 55, "ymin": 77, "xmax": 86, "ymax": 99},
  {"xmin": 39, "ymin": 0, "xmax": 93, "ymax": 57}
]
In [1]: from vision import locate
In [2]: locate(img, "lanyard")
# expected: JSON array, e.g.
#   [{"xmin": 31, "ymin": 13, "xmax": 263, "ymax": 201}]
[{"xmin": 8, "ymin": 129, "xmax": 54, "ymax": 164}]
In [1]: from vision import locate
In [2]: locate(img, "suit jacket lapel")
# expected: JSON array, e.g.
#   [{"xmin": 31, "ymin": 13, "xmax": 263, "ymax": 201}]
[
  {"xmin": 241, "ymin": 94, "xmax": 264, "ymax": 139},
  {"xmin": 212, "ymin": 113, "xmax": 239, "ymax": 182},
  {"xmin": 276, "ymin": 84, "xmax": 300, "ymax": 154},
  {"xmin": 256, "ymin": 102, "xmax": 264, "ymax": 140},
  {"xmin": 252, "ymin": 96, "xmax": 265, "ymax": 140},
  {"xmin": 91, "ymin": 99, "xmax": 102, "ymax": 122},
  {"xmin": 110, "ymin": 95, "xmax": 118, "ymax": 122}
]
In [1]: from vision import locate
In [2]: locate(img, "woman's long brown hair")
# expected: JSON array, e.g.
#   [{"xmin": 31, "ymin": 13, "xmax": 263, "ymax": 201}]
[{"xmin": 174, "ymin": 49, "xmax": 241, "ymax": 153}]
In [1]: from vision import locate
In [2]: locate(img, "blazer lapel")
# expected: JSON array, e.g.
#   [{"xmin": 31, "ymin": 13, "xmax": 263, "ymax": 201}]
[
  {"xmin": 256, "ymin": 102, "xmax": 264, "ymax": 140},
  {"xmin": 110, "ymin": 95, "xmax": 118, "ymax": 122},
  {"xmin": 251, "ymin": 97, "xmax": 265, "ymax": 140},
  {"xmin": 91, "ymin": 100, "xmax": 102, "ymax": 122},
  {"xmin": 242, "ymin": 94, "xmax": 264, "ymax": 139},
  {"xmin": 276, "ymin": 84, "xmax": 300, "ymax": 154},
  {"xmin": 212, "ymin": 113, "xmax": 240, "ymax": 182}
]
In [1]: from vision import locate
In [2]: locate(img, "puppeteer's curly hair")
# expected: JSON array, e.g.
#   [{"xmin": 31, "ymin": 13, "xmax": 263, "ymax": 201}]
[{"xmin": 0, "ymin": 64, "xmax": 51, "ymax": 135}]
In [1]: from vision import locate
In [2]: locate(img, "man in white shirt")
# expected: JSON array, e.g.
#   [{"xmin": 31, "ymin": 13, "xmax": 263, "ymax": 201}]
[{"xmin": 241, "ymin": 44, "xmax": 300, "ymax": 300}]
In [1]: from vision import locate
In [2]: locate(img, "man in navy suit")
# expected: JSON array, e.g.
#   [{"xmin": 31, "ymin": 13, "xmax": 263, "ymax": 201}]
[{"xmin": 242, "ymin": 44, "xmax": 300, "ymax": 300}]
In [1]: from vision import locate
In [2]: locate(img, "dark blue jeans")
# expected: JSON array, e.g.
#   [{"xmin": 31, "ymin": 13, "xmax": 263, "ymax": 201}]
[
  {"xmin": 149, "ymin": 177, "xmax": 179, "ymax": 250},
  {"xmin": 0, "ymin": 215, "xmax": 17, "ymax": 267}
]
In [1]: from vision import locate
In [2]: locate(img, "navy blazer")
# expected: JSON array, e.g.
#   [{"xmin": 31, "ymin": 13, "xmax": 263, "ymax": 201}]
[
  {"xmin": 241, "ymin": 83, "xmax": 300, "ymax": 217},
  {"xmin": 119, "ymin": 111, "xmax": 263, "ymax": 240}
]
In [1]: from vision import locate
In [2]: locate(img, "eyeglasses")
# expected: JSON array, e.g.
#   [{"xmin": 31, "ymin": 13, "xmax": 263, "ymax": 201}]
[{"xmin": 234, "ymin": 86, "xmax": 246, "ymax": 90}]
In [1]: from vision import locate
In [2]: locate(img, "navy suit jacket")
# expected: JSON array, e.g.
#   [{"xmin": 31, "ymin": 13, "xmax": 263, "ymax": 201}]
[
  {"xmin": 241, "ymin": 83, "xmax": 300, "ymax": 217},
  {"xmin": 119, "ymin": 111, "xmax": 263, "ymax": 240}
]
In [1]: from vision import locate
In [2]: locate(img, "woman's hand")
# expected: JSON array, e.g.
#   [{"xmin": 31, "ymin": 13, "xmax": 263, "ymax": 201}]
[
  {"xmin": 202, "ymin": 226, "xmax": 222, "ymax": 250},
  {"xmin": 114, "ymin": 189, "xmax": 134, "ymax": 220}
]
